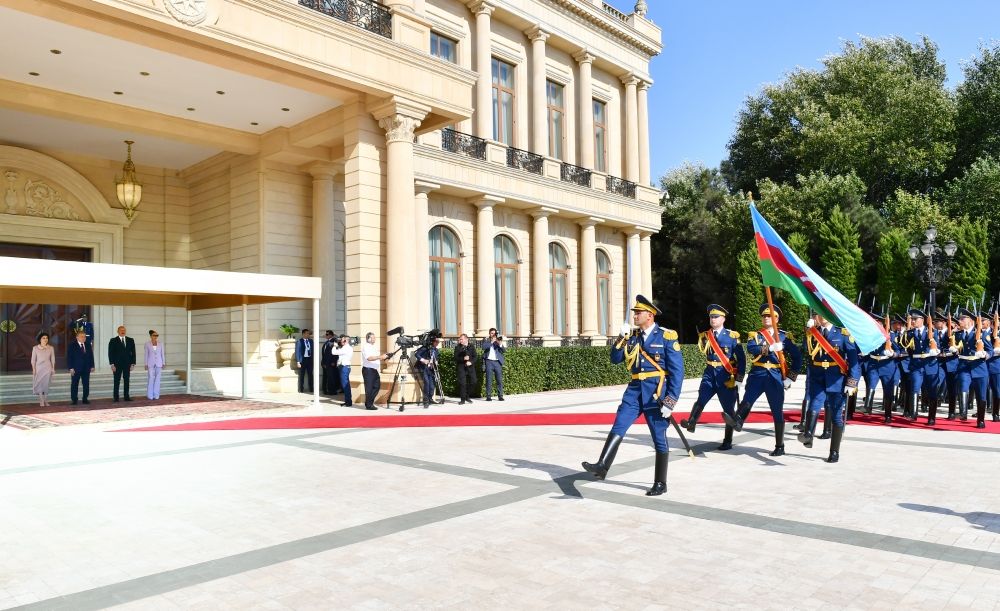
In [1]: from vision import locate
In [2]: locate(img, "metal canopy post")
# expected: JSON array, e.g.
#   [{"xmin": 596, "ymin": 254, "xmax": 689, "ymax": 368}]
[
  {"xmin": 242, "ymin": 302, "xmax": 248, "ymax": 399},
  {"xmin": 313, "ymin": 298, "xmax": 320, "ymax": 407},
  {"xmin": 186, "ymin": 307, "xmax": 192, "ymax": 395}
]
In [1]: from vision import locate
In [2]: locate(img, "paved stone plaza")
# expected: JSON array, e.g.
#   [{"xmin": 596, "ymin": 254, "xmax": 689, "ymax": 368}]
[{"xmin": 1, "ymin": 380, "xmax": 999, "ymax": 610}]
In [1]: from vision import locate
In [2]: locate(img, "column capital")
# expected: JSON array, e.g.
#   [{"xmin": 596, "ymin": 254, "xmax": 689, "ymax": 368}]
[
  {"xmin": 634, "ymin": 226, "xmax": 657, "ymax": 238},
  {"xmin": 469, "ymin": 194, "xmax": 505, "ymax": 207},
  {"xmin": 573, "ymin": 49, "xmax": 596, "ymax": 65},
  {"xmin": 577, "ymin": 216, "xmax": 604, "ymax": 228},
  {"xmin": 638, "ymin": 79, "xmax": 652, "ymax": 91},
  {"xmin": 525, "ymin": 25, "xmax": 549, "ymax": 43},
  {"xmin": 620, "ymin": 73, "xmax": 640, "ymax": 88},
  {"xmin": 415, "ymin": 180, "xmax": 440, "ymax": 195},
  {"xmin": 530, "ymin": 206, "xmax": 558, "ymax": 219},
  {"xmin": 370, "ymin": 96, "xmax": 430, "ymax": 143},
  {"xmin": 306, "ymin": 162, "xmax": 340, "ymax": 180},
  {"xmin": 467, "ymin": 0, "xmax": 494, "ymax": 16}
]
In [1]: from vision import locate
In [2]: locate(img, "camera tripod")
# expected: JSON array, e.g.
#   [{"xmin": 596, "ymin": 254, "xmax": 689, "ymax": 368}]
[{"xmin": 384, "ymin": 346, "xmax": 445, "ymax": 411}]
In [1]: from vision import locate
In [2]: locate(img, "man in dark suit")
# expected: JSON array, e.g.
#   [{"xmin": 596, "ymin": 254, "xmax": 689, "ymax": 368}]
[
  {"xmin": 67, "ymin": 329, "xmax": 95, "ymax": 405},
  {"xmin": 454, "ymin": 333, "xmax": 478, "ymax": 404},
  {"xmin": 481, "ymin": 328, "xmax": 506, "ymax": 401},
  {"xmin": 108, "ymin": 325, "xmax": 137, "ymax": 402},
  {"xmin": 296, "ymin": 328, "xmax": 314, "ymax": 393},
  {"xmin": 321, "ymin": 329, "xmax": 341, "ymax": 395}
]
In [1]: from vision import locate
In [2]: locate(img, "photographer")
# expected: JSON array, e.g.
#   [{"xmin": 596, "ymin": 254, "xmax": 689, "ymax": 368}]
[
  {"xmin": 414, "ymin": 336, "xmax": 441, "ymax": 408},
  {"xmin": 332, "ymin": 334, "xmax": 354, "ymax": 407},
  {"xmin": 481, "ymin": 328, "xmax": 505, "ymax": 401},
  {"xmin": 454, "ymin": 334, "xmax": 478, "ymax": 405},
  {"xmin": 321, "ymin": 330, "xmax": 341, "ymax": 396},
  {"xmin": 361, "ymin": 332, "xmax": 388, "ymax": 410}
]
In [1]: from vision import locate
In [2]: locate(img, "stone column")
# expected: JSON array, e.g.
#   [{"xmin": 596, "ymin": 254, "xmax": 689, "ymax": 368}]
[
  {"xmin": 578, "ymin": 217, "xmax": 602, "ymax": 337},
  {"xmin": 574, "ymin": 50, "xmax": 595, "ymax": 169},
  {"xmin": 309, "ymin": 163, "xmax": 339, "ymax": 329},
  {"xmin": 470, "ymin": 1, "xmax": 494, "ymax": 140},
  {"xmin": 621, "ymin": 73, "xmax": 639, "ymax": 182},
  {"xmin": 531, "ymin": 208, "xmax": 555, "ymax": 337},
  {"xmin": 626, "ymin": 230, "xmax": 641, "ymax": 304},
  {"xmin": 638, "ymin": 81, "xmax": 651, "ymax": 186},
  {"xmin": 372, "ymin": 98, "xmax": 429, "ymax": 345},
  {"xmin": 640, "ymin": 231, "xmax": 653, "ymax": 298},
  {"xmin": 471, "ymin": 195, "xmax": 503, "ymax": 336},
  {"xmin": 527, "ymin": 27, "xmax": 549, "ymax": 156},
  {"xmin": 414, "ymin": 181, "xmax": 439, "ymax": 332}
]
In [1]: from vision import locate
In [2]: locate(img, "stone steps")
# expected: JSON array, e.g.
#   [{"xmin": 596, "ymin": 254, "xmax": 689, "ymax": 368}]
[{"xmin": 0, "ymin": 371, "xmax": 186, "ymax": 405}]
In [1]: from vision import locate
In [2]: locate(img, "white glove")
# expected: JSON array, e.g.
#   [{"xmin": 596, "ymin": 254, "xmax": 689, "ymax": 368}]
[
  {"xmin": 805, "ymin": 319, "xmax": 816, "ymax": 329},
  {"xmin": 770, "ymin": 342, "xmax": 784, "ymax": 352},
  {"xmin": 735, "ymin": 381, "xmax": 745, "ymax": 395},
  {"xmin": 619, "ymin": 322, "xmax": 632, "ymax": 337},
  {"xmin": 948, "ymin": 345, "xmax": 960, "ymax": 354},
  {"xmin": 976, "ymin": 350, "xmax": 989, "ymax": 359},
  {"xmin": 928, "ymin": 348, "xmax": 940, "ymax": 357},
  {"xmin": 660, "ymin": 404, "xmax": 673, "ymax": 419},
  {"xmin": 782, "ymin": 378, "xmax": 792, "ymax": 390},
  {"xmin": 882, "ymin": 349, "xmax": 894, "ymax": 357},
  {"xmin": 843, "ymin": 385, "xmax": 857, "ymax": 396}
]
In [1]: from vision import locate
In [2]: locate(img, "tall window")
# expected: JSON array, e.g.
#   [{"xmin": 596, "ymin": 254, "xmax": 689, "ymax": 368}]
[
  {"xmin": 429, "ymin": 226, "xmax": 462, "ymax": 335},
  {"xmin": 430, "ymin": 32, "xmax": 458, "ymax": 63},
  {"xmin": 549, "ymin": 243, "xmax": 569, "ymax": 335},
  {"xmin": 494, "ymin": 235, "xmax": 519, "ymax": 336},
  {"xmin": 593, "ymin": 100, "xmax": 608, "ymax": 172},
  {"xmin": 546, "ymin": 80, "xmax": 565, "ymax": 159},
  {"xmin": 597, "ymin": 250, "xmax": 612, "ymax": 335},
  {"xmin": 492, "ymin": 58, "xmax": 515, "ymax": 144}
]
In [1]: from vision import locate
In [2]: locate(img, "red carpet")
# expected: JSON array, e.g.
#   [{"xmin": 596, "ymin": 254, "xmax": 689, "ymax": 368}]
[{"xmin": 116, "ymin": 409, "xmax": 1000, "ymax": 433}]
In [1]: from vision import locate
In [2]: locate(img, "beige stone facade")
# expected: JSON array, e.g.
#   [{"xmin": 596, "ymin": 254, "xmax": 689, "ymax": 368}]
[{"xmin": 0, "ymin": 0, "xmax": 661, "ymax": 389}]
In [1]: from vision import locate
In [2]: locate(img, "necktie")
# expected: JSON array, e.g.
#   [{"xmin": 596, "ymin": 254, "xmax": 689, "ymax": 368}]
[
  {"xmin": 121, "ymin": 336, "xmax": 125, "ymax": 345},
  {"xmin": 79, "ymin": 343, "xmax": 84, "ymax": 350}
]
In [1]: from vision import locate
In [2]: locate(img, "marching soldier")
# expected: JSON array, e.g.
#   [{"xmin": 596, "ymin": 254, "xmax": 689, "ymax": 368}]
[
  {"xmin": 723, "ymin": 304, "xmax": 802, "ymax": 456},
  {"xmin": 934, "ymin": 309, "xmax": 959, "ymax": 420},
  {"xmin": 680, "ymin": 305, "xmax": 746, "ymax": 438},
  {"xmin": 950, "ymin": 307, "xmax": 994, "ymax": 427},
  {"xmin": 582, "ymin": 295, "xmax": 684, "ymax": 496},
  {"xmin": 984, "ymin": 304, "xmax": 1000, "ymax": 422},
  {"xmin": 862, "ymin": 309, "xmax": 901, "ymax": 424},
  {"xmin": 892, "ymin": 313, "xmax": 910, "ymax": 419},
  {"xmin": 799, "ymin": 312, "xmax": 861, "ymax": 463},
  {"xmin": 902, "ymin": 307, "xmax": 943, "ymax": 425}
]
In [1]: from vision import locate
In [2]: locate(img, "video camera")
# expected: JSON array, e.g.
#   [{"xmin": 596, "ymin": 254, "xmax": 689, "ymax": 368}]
[{"xmin": 387, "ymin": 326, "xmax": 442, "ymax": 350}]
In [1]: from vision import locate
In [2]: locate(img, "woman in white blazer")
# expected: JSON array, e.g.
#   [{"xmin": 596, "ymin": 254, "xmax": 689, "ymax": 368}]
[{"xmin": 144, "ymin": 329, "xmax": 166, "ymax": 400}]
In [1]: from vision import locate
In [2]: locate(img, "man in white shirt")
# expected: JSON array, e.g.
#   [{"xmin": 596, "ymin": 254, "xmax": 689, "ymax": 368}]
[
  {"xmin": 332, "ymin": 335, "xmax": 354, "ymax": 407},
  {"xmin": 361, "ymin": 332, "xmax": 388, "ymax": 410}
]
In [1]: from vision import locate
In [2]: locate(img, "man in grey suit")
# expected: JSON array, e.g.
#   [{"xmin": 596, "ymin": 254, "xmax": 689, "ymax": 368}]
[{"xmin": 481, "ymin": 328, "xmax": 506, "ymax": 401}]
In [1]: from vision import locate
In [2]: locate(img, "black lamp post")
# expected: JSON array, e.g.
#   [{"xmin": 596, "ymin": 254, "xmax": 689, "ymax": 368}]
[{"xmin": 907, "ymin": 225, "xmax": 958, "ymax": 315}]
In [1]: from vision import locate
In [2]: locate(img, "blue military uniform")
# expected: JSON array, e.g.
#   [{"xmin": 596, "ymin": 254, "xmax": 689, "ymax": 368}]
[
  {"xmin": 952, "ymin": 307, "xmax": 995, "ymax": 427},
  {"xmin": 800, "ymin": 320, "xmax": 861, "ymax": 463},
  {"xmin": 582, "ymin": 295, "xmax": 684, "ymax": 496},
  {"xmin": 680, "ymin": 304, "xmax": 746, "ymax": 434},
  {"xmin": 893, "ymin": 314, "xmax": 911, "ymax": 417},
  {"xmin": 724, "ymin": 304, "xmax": 802, "ymax": 457},
  {"xmin": 901, "ymin": 308, "xmax": 943, "ymax": 425},
  {"xmin": 862, "ymin": 310, "xmax": 902, "ymax": 423},
  {"xmin": 934, "ymin": 309, "xmax": 959, "ymax": 420},
  {"xmin": 985, "ymin": 306, "xmax": 1000, "ymax": 422},
  {"xmin": 414, "ymin": 342, "xmax": 440, "ymax": 407}
]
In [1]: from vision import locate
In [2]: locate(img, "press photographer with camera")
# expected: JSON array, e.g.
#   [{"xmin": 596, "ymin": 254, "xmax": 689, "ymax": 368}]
[
  {"xmin": 361, "ymin": 332, "xmax": 389, "ymax": 410},
  {"xmin": 414, "ymin": 336, "xmax": 442, "ymax": 408},
  {"xmin": 481, "ymin": 328, "xmax": 505, "ymax": 401},
  {"xmin": 332, "ymin": 334, "xmax": 354, "ymax": 407},
  {"xmin": 454, "ymin": 334, "xmax": 478, "ymax": 404}
]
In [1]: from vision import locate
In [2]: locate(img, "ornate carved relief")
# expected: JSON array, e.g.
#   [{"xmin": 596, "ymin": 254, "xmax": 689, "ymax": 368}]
[
  {"xmin": 163, "ymin": 0, "xmax": 209, "ymax": 26},
  {"xmin": 379, "ymin": 115, "xmax": 421, "ymax": 144},
  {"xmin": 0, "ymin": 168, "xmax": 86, "ymax": 221},
  {"xmin": 4, "ymin": 170, "xmax": 17, "ymax": 214}
]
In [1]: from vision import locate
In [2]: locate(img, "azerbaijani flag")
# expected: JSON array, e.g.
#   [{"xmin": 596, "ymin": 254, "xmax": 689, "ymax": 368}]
[{"xmin": 750, "ymin": 203, "xmax": 889, "ymax": 354}]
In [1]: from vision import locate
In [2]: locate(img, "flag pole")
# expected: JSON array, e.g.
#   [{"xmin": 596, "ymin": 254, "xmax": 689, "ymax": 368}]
[{"xmin": 750, "ymin": 192, "xmax": 788, "ymax": 378}]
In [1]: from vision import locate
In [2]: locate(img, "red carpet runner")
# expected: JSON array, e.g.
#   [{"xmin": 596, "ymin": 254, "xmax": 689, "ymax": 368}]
[{"xmin": 117, "ymin": 410, "xmax": 1000, "ymax": 433}]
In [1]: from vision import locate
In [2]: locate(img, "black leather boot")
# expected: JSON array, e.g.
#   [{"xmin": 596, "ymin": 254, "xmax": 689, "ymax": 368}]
[
  {"xmin": 976, "ymin": 397, "xmax": 987, "ymax": 429},
  {"xmin": 992, "ymin": 396, "xmax": 999, "ymax": 422},
  {"xmin": 883, "ymin": 393, "xmax": 894, "ymax": 424},
  {"xmin": 907, "ymin": 392, "xmax": 919, "ymax": 421},
  {"xmin": 770, "ymin": 420, "xmax": 785, "ymax": 456},
  {"xmin": 582, "ymin": 433, "xmax": 623, "ymax": 480},
  {"xmin": 826, "ymin": 424, "xmax": 844, "ymax": 463},
  {"xmin": 947, "ymin": 389, "xmax": 956, "ymax": 420},
  {"xmin": 927, "ymin": 397, "xmax": 937, "ymax": 427},
  {"xmin": 818, "ymin": 409, "xmax": 832, "ymax": 439},
  {"xmin": 681, "ymin": 402, "xmax": 705, "ymax": 433},
  {"xmin": 797, "ymin": 410, "xmax": 817, "ymax": 448},
  {"xmin": 729, "ymin": 401, "xmax": 752, "ymax": 433},
  {"xmin": 718, "ymin": 425, "xmax": 734, "ymax": 451},
  {"xmin": 959, "ymin": 391, "xmax": 969, "ymax": 421},
  {"xmin": 794, "ymin": 397, "xmax": 807, "ymax": 430},
  {"xmin": 645, "ymin": 451, "xmax": 668, "ymax": 496},
  {"xmin": 862, "ymin": 388, "xmax": 876, "ymax": 415},
  {"xmin": 846, "ymin": 392, "xmax": 857, "ymax": 420}
]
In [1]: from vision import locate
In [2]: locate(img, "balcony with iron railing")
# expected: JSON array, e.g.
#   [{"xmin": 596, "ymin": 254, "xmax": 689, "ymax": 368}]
[
  {"xmin": 560, "ymin": 162, "xmax": 593, "ymax": 188},
  {"xmin": 441, "ymin": 129, "xmax": 488, "ymax": 161},
  {"xmin": 298, "ymin": 0, "xmax": 392, "ymax": 39},
  {"xmin": 606, "ymin": 174, "xmax": 637, "ymax": 199},
  {"xmin": 506, "ymin": 147, "xmax": 545, "ymax": 175}
]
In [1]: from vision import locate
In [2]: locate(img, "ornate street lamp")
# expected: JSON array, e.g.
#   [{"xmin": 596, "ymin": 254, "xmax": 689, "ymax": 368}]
[
  {"xmin": 907, "ymin": 224, "xmax": 958, "ymax": 314},
  {"xmin": 115, "ymin": 140, "xmax": 142, "ymax": 221}
]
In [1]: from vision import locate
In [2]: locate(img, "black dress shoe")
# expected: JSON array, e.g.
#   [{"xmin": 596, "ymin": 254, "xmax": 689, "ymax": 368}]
[
  {"xmin": 770, "ymin": 445, "xmax": 785, "ymax": 457},
  {"xmin": 459, "ymin": 400, "xmax": 466, "ymax": 405},
  {"xmin": 498, "ymin": 396, "xmax": 504, "ymax": 401},
  {"xmin": 717, "ymin": 441, "xmax": 733, "ymax": 451},
  {"xmin": 645, "ymin": 481, "xmax": 667, "ymax": 496},
  {"xmin": 486, "ymin": 397, "xmax": 492, "ymax": 402},
  {"xmin": 82, "ymin": 400, "xmax": 90, "ymax": 404},
  {"xmin": 113, "ymin": 398, "xmax": 119, "ymax": 403},
  {"xmin": 124, "ymin": 397, "xmax": 133, "ymax": 402},
  {"xmin": 71, "ymin": 401, "xmax": 78, "ymax": 405},
  {"xmin": 365, "ymin": 406, "xmax": 377, "ymax": 411},
  {"xmin": 826, "ymin": 451, "xmax": 840, "ymax": 463},
  {"xmin": 977, "ymin": 420, "xmax": 986, "ymax": 429}
]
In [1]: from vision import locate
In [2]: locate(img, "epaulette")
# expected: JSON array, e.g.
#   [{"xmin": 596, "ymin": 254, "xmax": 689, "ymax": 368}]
[
  {"xmin": 841, "ymin": 328, "xmax": 851, "ymax": 336},
  {"xmin": 663, "ymin": 329, "xmax": 678, "ymax": 340},
  {"xmin": 728, "ymin": 330, "xmax": 740, "ymax": 340},
  {"xmin": 783, "ymin": 330, "xmax": 795, "ymax": 342},
  {"xmin": 748, "ymin": 331, "xmax": 758, "ymax": 339}
]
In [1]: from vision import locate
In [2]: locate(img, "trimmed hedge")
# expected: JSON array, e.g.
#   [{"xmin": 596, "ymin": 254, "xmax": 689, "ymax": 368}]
[{"xmin": 436, "ymin": 344, "xmax": 709, "ymax": 397}]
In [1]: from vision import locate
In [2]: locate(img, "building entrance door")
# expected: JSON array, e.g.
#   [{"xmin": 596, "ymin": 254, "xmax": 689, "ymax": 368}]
[{"xmin": 0, "ymin": 243, "xmax": 91, "ymax": 372}]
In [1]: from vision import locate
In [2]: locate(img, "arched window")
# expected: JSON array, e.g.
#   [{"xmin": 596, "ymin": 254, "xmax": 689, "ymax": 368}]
[
  {"xmin": 494, "ymin": 235, "xmax": 519, "ymax": 336},
  {"xmin": 596, "ymin": 250, "xmax": 613, "ymax": 335},
  {"xmin": 549, "ymin": 243, "xmax": 569, "ymax": 335},
  {"xmin": 429, "ymin": 225, "xmax": 462, "ymax": 335}
]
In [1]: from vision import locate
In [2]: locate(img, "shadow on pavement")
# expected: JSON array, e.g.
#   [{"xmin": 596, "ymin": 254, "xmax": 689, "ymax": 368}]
[{"xmin": 899, "ymin": 503, "xmax": 1000, "ymax": 534}]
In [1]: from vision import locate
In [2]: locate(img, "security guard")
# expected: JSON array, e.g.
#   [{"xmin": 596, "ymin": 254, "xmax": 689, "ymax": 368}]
[
  {"xmin": 902, "ymin": 307, "xmax": 942, "ymax": 425},
  {"xmin": 949, "ymin": 307, "xmax": 994, "ymax": 427},
  {"xmin": 724, "ymin": 304, "xmax": 802, "ymax": 456},
  {"xmin": 862, "ymin": 309, "xmax": 901, "ymax": 424},
  {"xmin": 799, "ymin": 312, "xmax": 861, "ymax": 463},
  {"xmin": 934, "ymin": 308, "xmax": 959, "ymax": 420},
  {"xmin": 582, "ymin": 295, "xmax": 684, "ymax": 496},
  {"xmin": 680, "ymin": 304, "xmax": 746, "ymax": 434}
]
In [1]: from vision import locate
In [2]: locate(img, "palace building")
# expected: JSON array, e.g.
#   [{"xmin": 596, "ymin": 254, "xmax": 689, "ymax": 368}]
[{"xmin": 0, "ymin": 0, "xmax": 661, "ymax": 391}]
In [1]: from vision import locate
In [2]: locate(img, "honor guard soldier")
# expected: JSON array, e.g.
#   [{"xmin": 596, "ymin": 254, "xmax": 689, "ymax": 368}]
[
  {"xmin": 862, "ymin": 309, "xmax": 902, "ymax": 424},
  {"xmin": 902, "ymin": 307, "xmax": 943, "ymax": 425},
  {"xmin": 799, "ymin": 312, "xmax": 861, "ymax": 463},
  {"xmin": 582, "ymin": 295, "xmax": 684, "ymax": 496},
  {"xmin": 949, "ymin": 307, "xmax": 994, "ymax": 427},
  {"xmin": 723, "ymin": 304, "xmax": 802, "ymax": 456},
  {"xmin": 984, "ymin": 303, "xmax": 1000, "ymax": 422},
  {"xmin": 680, "ymin": 304, "xmax": 746, "ymax": 434},
  {"xmin": 892, "ymin": 313, "xmax": 910, "ymax": 419},
  {"xmin": 934, "ymin": 309, "xmax": 959, "ymax": 420}
]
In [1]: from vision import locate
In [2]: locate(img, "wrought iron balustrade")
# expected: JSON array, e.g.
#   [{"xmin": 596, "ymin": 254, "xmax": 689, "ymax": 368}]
[
  {"xmin": 506, "ymin": 147, "xmax": 545, "ymax": 175},
  {"xmin": 441, "ymin": 129, "xmax": 487, "ymax": 160},
  {"xmin": 606, "ymin": 175, "xmax": 637, "ymax": 199},
  {"xmin": 602, "ymin": 2, "xmax": 629, "ymax": 22},
  {"xmin": 299, "ymin": 0, "xmax": 392, "ymax": 39},
  {"xmin": 560, "ymin": 162, "xmax": 592, "ymax": 187},
  {"xmin": 438, "ymin": 335, "xmax": 544, "ymax": 348}
]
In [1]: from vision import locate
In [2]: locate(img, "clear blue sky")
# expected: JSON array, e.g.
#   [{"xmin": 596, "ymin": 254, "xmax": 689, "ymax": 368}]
[{"xmin": 642, "ymin": 0, "xmax": 1000, "ymax": 182}]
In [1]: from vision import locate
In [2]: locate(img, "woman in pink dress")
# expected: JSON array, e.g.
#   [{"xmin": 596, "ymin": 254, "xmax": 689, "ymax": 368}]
[
  {"xmin": 31, "ymin": 332, "xmax": 56, "ymax": 406},
  {"xmin": 144, "ymin": 330, "xmax": 165, "ymax": 400}
]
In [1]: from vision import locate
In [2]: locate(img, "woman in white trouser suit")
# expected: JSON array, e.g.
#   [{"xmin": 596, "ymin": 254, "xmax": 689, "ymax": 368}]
[{"xmin": 145, "ymin": 330, "xmax": 165, "ymax": 400}]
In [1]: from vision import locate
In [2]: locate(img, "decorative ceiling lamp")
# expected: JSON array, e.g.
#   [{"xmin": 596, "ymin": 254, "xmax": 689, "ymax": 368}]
[{"xmin": 115, "ymin": 140, "xmax": 142, "ymax": 220}]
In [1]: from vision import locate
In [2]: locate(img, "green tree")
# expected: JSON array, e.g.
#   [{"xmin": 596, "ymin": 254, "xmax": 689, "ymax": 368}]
[
  {"xmin": 816, "ymin": 205, "xmax": 863, "ymax": 299},
  {"xmin": 776, "ymin": 233, "xmax": 811, "ymax": 333},
  {"xmin": 948, "ymin": 220, "xmax": 990, "ymax": 306},
  {"xmin": 882, "ymin": 189, "xmax": 958, "ymax": 241},
  {"xmin": 941, "ymin": 156, "xmax": 1000, "ymax": 294},
  {"xmin": 735, "ymin": 244, "xmax": 764, "ymax": 336},
  {"xmin": 876, "ymin": 229, "xmax": 917, "ymax": 315},
  {"xmin": 725, "ymin": 36, "xmax": 956, "ymax": 204},
  {"xmin": 954, "ymin": 44, "xmax": 1000, "ymax": 173}
]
